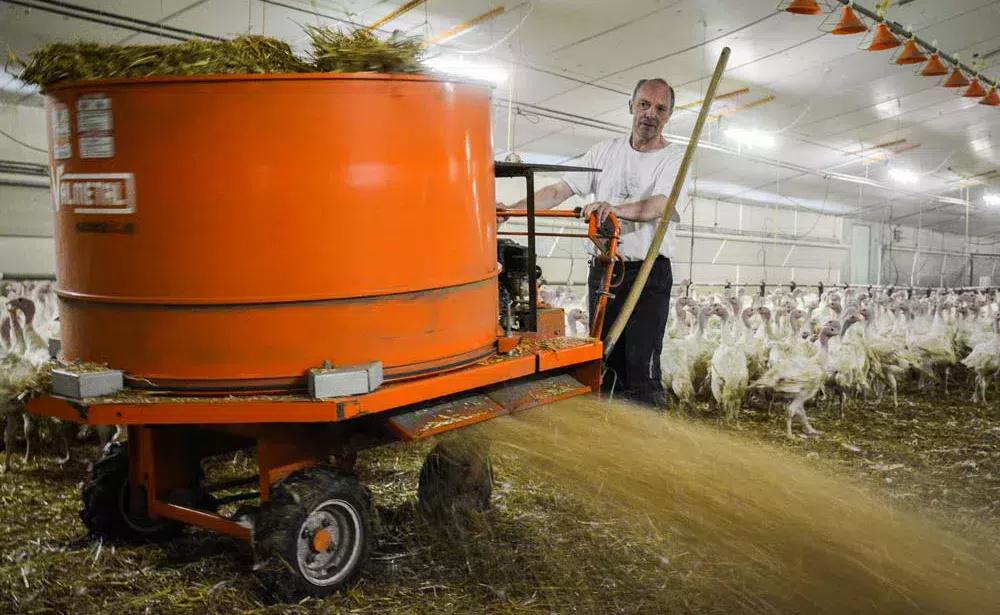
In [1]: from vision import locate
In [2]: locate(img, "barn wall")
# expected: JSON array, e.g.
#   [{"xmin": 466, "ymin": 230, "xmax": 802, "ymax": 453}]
[{"xmin": 0, "ymin": 102, "xmax": 53, "ymax": 278}]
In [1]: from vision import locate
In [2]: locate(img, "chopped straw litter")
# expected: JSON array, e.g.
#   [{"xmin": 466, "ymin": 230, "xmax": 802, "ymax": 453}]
[
  {"xmin": 7, "ymin": 26, "xmax": 426, "ymax": 88},
  {"xmin": 2, "ymin": 389, "xmax": 999, "ymax": 614}
]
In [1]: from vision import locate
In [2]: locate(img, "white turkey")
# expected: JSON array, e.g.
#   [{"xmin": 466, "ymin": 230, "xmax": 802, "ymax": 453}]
[
  {"xmin": 962, "ymin": 311, "xmax": 1000, "ymax": 405},
  {"xmin": 708, "ymin": 303, "xmax": 749, "ymax": 422},
  {"xmin": 4, "ymin": 296, "xmax": 73, "ymax": 468},
  {"xmin": 825, "ymin": 310, "xmax": 869, "ymax": 416},
  {"xmin": 662, "ymin": 304, "xmax": 711, "ymax": 409},
  {"xmin": 751, "ymin": 320, "xmax": 840, "ymax": 438}
]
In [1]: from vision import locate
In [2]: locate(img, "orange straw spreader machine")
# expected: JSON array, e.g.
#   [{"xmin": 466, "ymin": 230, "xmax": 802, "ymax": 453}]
[{"xmin": 29, "ymin": 73, "xmax": 619, "ymax": 597}]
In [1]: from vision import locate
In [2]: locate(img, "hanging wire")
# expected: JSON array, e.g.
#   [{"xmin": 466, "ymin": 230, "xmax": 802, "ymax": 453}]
[
  {"xmin": 689, "ymin": 17, "xmax": 708, "ymax": 284},
  {"xmin": 915, "ymin": 151, "xmax": 956, "ymax": 177},
  {"xmin": 506, "ymin": 55, "xmax": 516, "ymax": 156},
  {"xmin": 770, "ymin": 68, "xmax": 833, "ymax": 135},
  {"xmin": 450, "ymin": 1, "xmax": 537, "ymax": 55},
  {"xmin": 0, "ymin": 129, "xmax": 47, "ymax": 154}
]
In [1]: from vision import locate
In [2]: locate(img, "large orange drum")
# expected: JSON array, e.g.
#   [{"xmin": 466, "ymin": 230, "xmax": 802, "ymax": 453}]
[{"xmin": 46, "ymin": 74, "xmax": 498, "ymax": 390}]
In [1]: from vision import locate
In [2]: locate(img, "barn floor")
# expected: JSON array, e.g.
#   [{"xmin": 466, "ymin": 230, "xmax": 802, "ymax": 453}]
[{"xmin": 1, "ymin": 382, "xmax": 999, "ymax": 614}]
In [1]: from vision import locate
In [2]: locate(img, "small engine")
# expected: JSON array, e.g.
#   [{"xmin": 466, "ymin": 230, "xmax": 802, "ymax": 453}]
[{"xmin": 497, "ymin": 239, "xmax": 541, "ymax": 333}]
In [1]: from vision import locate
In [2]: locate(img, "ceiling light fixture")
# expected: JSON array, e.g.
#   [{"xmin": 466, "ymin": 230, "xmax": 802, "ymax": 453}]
[
  {"xmin": 888, "ymin": 168, "xmax": 918, "ymax": 184},
  {"xmin": 423, "ymin": 56, "xmax": 508, "ymax": 85},
  {"xmin": 725, "ymin": 128, "xmax": 775, "ymax": 148}
]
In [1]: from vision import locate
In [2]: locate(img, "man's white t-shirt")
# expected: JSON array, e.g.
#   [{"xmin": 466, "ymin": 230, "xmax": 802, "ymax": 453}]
[{"xmin": 562, "ymin": 137, "xmax": 688, "ymax": 261}]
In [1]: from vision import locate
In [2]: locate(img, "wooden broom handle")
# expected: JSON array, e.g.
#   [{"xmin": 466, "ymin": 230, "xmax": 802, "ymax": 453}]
[{"xmin": 602, "ymin": 47, "xmax": 731, "ymax": 359}]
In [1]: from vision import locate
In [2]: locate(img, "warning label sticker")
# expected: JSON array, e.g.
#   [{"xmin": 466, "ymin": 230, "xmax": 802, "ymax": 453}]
[
  {"xmin": 76, "ymin": 94, "xmax": 114, "ymax": 159},
  {"xmin": 58, "ymin": 173, "xmax": 136, "ymax": 215},
  {"xmin": 77, "ymin": 95, "xmax": 113, "ymax": 132},
  {"xmin": 50, "ymin": 103, "xmax": 72, "ymax": 160},
  {"xmin": 79, "ymin": 135, "xmax": 115, "ymax": 159}
]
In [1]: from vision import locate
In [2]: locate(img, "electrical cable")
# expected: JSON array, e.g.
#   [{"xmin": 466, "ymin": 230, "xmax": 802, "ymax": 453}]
[
  {"xmin": 0, "ymin": 0, "xmax": 189, "ymax": 41},
  {"xmin": 450, "ymin": 1, "xmax": 536, "ymax": 55},
  {"xmin": 22, "ymin": 0, "xmax": 222, "ymax": 40},
  {"xmin": 0, "ymin": 129, "xmax": 47, "ymax": 154},
  {"xmin": 771, "ymin": 68, "xmax": 833, "ymax": 134},
  {"xmin": 915, "ymin": 151, "xmax": 956, "ymax": 177}
]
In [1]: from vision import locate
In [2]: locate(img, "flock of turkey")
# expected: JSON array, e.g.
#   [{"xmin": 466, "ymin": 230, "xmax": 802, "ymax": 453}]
[
  {"xmin": 658, "ymin": 282, "xmax": 1000, "ymax": 437},
  {"xmin": 1, "ymin": 281, "xmax": 66, "ymax": 470},
  {"xmin": 545, "ymin": 280, "xmax": 1000, "ymax": 437},
  {"xmin": 2, "ymin": 280, "xmax": 999, "ymax": 470}
]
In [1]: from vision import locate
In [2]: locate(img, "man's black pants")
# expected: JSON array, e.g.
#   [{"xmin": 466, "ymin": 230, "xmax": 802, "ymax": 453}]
[{"xmin": 587, "ymin": 256, "xmax": 673, "ymax": 406}]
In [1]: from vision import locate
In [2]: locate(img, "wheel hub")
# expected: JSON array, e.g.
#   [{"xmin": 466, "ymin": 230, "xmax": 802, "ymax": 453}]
[
  {"xmin": 311, "ymin": 527, "xmax": 333, "ymax": 553},
  {"xmin": 295, "ymin": 498, "xmax": 363, "ymax": 586}
]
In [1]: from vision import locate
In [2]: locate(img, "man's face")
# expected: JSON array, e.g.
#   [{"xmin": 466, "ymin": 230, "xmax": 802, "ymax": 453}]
[{"xmin": 629, "ymin": 82, "xmax": 673, "ymax": 141}]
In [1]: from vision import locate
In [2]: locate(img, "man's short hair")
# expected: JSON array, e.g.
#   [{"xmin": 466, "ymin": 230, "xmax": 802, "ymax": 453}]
[{"xmin": 631, "ymin": 78, "xmax": 675, "ymax": 112}]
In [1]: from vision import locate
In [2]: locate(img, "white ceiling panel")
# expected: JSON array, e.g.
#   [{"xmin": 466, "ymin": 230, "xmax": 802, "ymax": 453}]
[{"xmin": 2, "ymin": 0, "xmax": 999, "ymax": 235}]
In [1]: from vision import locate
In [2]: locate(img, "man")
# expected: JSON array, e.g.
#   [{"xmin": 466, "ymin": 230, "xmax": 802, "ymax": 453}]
[{"xmin": 500, "ymin": 78, "xmax": 687, "ymax": 406}]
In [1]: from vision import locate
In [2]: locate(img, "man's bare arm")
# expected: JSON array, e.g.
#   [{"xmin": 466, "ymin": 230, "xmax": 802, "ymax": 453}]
[
  {"xmin": 613, "ymin": 194, "xmax": 668, "ymax": 222},
  {"xmin": 579, "ymin": 194, "xmax": 669, "ymax": 224},
  {"xmin": 509, "ymin": 180, "xmax": 576, "ymax": 211}
]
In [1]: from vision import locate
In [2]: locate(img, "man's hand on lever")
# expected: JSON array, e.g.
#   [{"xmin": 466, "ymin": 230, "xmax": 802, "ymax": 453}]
[
  {"xmin": 580, "ymin": 201, "xmax": 615, "ymax": 225},
  {"xmin": 496, "ymin": 202, "xmax": 509, "ymax": 224}
]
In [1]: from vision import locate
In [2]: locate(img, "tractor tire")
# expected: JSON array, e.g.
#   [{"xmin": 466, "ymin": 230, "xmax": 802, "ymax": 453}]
[
  {"xmin": 79, "ymin": 442, "xmax": 183, "ymax": 542},
  {"xmin": 417, "ymin": 438, "xmax": 493, "ymax": 521},
  {"xmin": 253, "ymin": 466, "xmax": 373, "ymax": 601}
]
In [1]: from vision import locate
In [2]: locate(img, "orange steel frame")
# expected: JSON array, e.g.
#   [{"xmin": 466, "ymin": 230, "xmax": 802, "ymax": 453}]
[
  {"xmin": 27, "ymin": 213, "xmax": 617, "ymax": 543},
  {"xmin": 34, "ymin": 338, "xmax": 602, "ymax": 541}
]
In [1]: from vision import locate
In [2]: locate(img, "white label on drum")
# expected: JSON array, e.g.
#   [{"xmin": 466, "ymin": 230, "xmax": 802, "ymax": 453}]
[
  {"xmin": 50, "ymin": 103, "xmax": 72, "ymax": 160},
  {"xmin": 79, "ymin": 135, "xmax": 115, "ymax": 159},
  {"xmin": 59, "ymin": 173, "xmax": 136, "ymax": 214},
  {"xmin": 76, "ymin": 94, "xmax": 113, "ymax": 132},
  {"xmin": 76, "ymin": 94, "xmax": 114, "ymax": 158}
]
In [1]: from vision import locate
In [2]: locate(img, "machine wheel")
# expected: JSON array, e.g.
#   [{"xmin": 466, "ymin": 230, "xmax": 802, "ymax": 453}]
[
  {"xmin": 253, "ymin": 466, "xmax": 373, "ymax": 601},
  {"xmin": 79, "ymin": 442, "xmax": 183, "ymax": 542},
  {"xmin": 418, "ymin": 439, "xmax": 493, "ymax": 521}
]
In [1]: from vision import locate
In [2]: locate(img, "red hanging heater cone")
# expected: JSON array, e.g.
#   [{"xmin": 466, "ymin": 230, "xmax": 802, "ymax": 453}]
[
  {"xmin": 964, "ymin": 78, "xmax": 988, "ymax": 98},
  {"xmin": 784, "ymin": 0, "xmax": 824, "ymax": 15},
  {"xmin": 832, "ymin": 5, "xmax": 867, "ymax": 34},
  {"xmin": 868, "ymin": 23, "xmax": 901, "ymax": 51},
  {"xmin": 895, "ymin": 39, "xmax": 926, "ymax": 64},
  {"xmin": 980, "ymin": 88, "xmax": 1000, "ymax": 107},
  {"xmin": 920, "ymin": 54, "xmax": 948, "ymax": 76},
  {"xmin": 943, "ymin": 66, "xmax": 970, "ymax": 88}
]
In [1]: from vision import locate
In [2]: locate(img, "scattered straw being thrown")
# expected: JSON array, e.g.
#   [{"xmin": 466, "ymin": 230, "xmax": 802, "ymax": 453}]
[
  {"xmin": 473, "ymin": 397, "xmax": 1000, "ymax": 614},
  {"xmin": 9, "ymin": 36, "xmax": 309, "ymax": 87}
]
